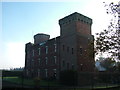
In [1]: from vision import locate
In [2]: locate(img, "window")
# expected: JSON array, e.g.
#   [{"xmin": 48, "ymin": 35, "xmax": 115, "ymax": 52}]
[
  {"xmin": 67, "ymin": 47, "xmax": 69, "ymax": 52},
  {"xmin": 79, "ymin": 47, "xmax": 83, "ymax": 55},
  {"xmin": 54, "ymin": 44, "xmax": 57, "ymax": 52},
  {"xmin": 32, "ymin": 59, "xmax": 34, "ymax": 62},
  {"xmin": 67, "ymin": 63, "xmax": 69, "ymax": 70},
  {"xmin": 54, "ymin": 56, "xmax": 57, "ymax": 64},
  {"xmin": 72, "ymin": 48, "xmax": 74, "ymax": 54},
  {"xmin": 46, "ymin": 46, "xmax": 48, "ymax": 54},
  {"xmin": 31, "ymin": 59, "xmax": 34, "ymax": 66},
  {"xmin": 62, "ymin": 60, "xmax": 65, "ymax": 67},
  {"xmin": 72, "ymin": 64, "xmax": 74, "ymax": 69},
  {"xmin": 53, "ymin": 69, "xmax": 57, "ymax": 77},
  {"xmin": 45, "ymin": 57, "xmax": 48, "ymax": 65},
  {"xmin": 38, "ymin": 58, "xmax": 40, "ymax": 65},
  {"xmin": 32, "ymin": 50, "xmax": 34, "ymax": 57},
  {"xmin": 38, "ymin": 69, "xmax": 40, "ymax": 77},
  {"xmin": 45, "ymin": 69, "xmax": 48, "ymax": 78},
  {"xmin": 31, "ymin": 69, "xmax": 33, "ymax": 72},
  {"xmin": 53, "ymin": 69, "xmax": 57, "ymax": 73},
  {"xmin": 38, "ymin": 48, "xmax": 40, "ymax": 55},
  {"xmin": 80, "ymin": 64, "xmax": 83, "ymax": 71}
]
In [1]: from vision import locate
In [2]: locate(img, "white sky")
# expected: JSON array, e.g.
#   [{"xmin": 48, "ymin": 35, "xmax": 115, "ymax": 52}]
[{"xmin": 0, "ymin": 0, "xmax": 119, "ymax": 69}]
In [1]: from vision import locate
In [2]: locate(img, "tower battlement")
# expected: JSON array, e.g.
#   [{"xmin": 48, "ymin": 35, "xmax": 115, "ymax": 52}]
[{"xmin": 59, "ymin": 12, "xmax": 92, "ymax": 26}]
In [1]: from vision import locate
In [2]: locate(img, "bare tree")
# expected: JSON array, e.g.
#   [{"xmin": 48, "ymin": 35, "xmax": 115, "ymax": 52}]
[{"xmin": 95, "ymin": 2, "xmax": 120, "ymax": 61}]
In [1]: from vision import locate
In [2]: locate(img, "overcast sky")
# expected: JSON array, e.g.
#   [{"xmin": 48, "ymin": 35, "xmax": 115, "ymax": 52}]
[{"xmin": 0, "ymin": 0, "xmax": 118, "ymax": 69}]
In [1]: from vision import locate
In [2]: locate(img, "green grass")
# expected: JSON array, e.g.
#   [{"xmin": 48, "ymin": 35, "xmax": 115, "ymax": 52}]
[
  {"xmin": 3, "ymin": 77, "xmax": 60, "ymax": 86},
  {"xmin": 3, "ymin": 77, "xmax": 120, "ymax": 90},
  {"xmin": 94, "ymin": 85, "xmax": 120, "ymax": 89}
]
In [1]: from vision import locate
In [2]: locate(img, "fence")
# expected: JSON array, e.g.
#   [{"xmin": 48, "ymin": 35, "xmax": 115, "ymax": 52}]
[{"xmin": 2, "ymin": 71, "xmax": 120, "ymax": 89}]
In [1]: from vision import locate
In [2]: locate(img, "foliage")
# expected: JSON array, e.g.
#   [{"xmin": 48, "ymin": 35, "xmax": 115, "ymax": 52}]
[
  {"xmin": 116, "ymin": 61, "xmax": 120, "ymax": 72},
  {"xmin": 60, "ymin": 70, "xmax": 78, "ymax": 86},
  {"xmin": 95, "ymin": 2, "xmax": 120, "ymax": 61},
  {"xmin": 33, "ymin": 77, "xmax": 41, "ymax": 88},
  {"xmin": 96, "ymin": 56, "xmax": 120, "ymax": 72},
  {"xmin": 100, "ymin": 57, "xmax": 116, "ymax": 71}
]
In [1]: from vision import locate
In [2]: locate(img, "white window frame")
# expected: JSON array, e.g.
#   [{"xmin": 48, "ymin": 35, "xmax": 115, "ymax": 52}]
[
  {"xmin": 45, "ymin": 69, "xmax": 48, "ymax": 78},
  {"xmin": 54, "ymin": 44, "xmax": 57, "ymax": 52}
]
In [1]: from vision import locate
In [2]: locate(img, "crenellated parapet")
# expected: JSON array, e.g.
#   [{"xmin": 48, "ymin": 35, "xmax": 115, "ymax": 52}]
[{"xmin": 59, "ymin": 12, "xmax": 92, "ymax": 26}]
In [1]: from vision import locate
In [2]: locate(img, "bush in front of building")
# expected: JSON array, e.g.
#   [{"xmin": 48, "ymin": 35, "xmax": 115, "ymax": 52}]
[
  {"xmin": 59, "ymin": 70, "xmax": 78, "ymax": 86},
  {"xmin": 33, "ymin": 77, "xmax": 41, "ymax": 88},
  {"xmin": 2, "ymin": 70, "xmax": 23, "ymax": 77}
]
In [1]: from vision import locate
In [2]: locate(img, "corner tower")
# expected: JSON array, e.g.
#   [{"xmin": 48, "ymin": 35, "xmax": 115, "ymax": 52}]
[{"xmin": 59, "ymin": 12, "xmax": 94, "ymax": 72}]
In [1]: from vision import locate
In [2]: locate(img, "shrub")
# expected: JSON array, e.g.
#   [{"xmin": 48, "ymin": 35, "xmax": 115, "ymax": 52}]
[{"xmin": 60, "ymin": 70, "xmax": 78, "ymax": 86}]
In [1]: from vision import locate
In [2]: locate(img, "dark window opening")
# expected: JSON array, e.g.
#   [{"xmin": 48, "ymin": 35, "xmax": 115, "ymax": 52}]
[
  {"xmin": 79, "ymin": 47, "xmax": 82, "ymax": 54},
  {"xmin": 81, "ymin": 20, "xmax": 83, "ymax": 22},
  {"xmin": 72, "ymin": 48, "xmax": 74, "ymax": 54},
  {"xmin": 67, "ymin": 63, "xmax": 69, "ymax": 70},
  {"xmin": 72, "ymin": 64, "xmax": 74, "ymax": 69},
  {"xmin": 67, "ymin": 47, "xmax": 69, "ymax": 52}
]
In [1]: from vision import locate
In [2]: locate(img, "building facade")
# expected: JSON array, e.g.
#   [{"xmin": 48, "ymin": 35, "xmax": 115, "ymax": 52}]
[{"xmin": 25, "ymin": 12, "xmax": 95, "ymax": 79}]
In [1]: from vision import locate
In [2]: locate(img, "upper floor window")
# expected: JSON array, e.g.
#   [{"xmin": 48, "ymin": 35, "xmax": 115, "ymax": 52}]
[
  {"xmin": 72, "ymin": 64, "xmax": 74, "ymax": 69},
  {"xmin": 31, "ymin": 69, "xmax": 34, "ymax": 72},
  {"xmin": 79, "ymin": 47, "xmax": 83, "ymax": 55},
  {"xmin": 31, "ymin": 59, "xmax": 34, "ymax": 66},
  {"xmin": 54, "ymin": 56, "xmax": 57, "ymax": 64},
  {"xmin": 46, "ymin": 46, "xmax": 48, "ymax": 54},
  {"xmin": 38, "ymin": 48, "xmax": 40, "ymax": 55},
  {"xmin": 53, "ymin": 69, "xmax": 57, "ymax": 77},
  {"xmin": 38, "ymin": 69, "xmax": 40, "ymax": 77},
  {"xmin": 67, "ymin": 62, "xmax": 69, "ymax": 70},
  {"xmin": 32, "ymin": 59, "xmax": 34, "ymax": 62},
  {"xmin": 54, "ymin": 44, "xmax": 57, "ymax": 52},
  {"xmin": 72, "ymin": 48, "xmax": 74, "ymax": 54},
  {"xmin": 45, "ymin": 69, "xmax": 48, "ymax": 77},
  {"xmin": 38, "ymin": 58, "xmax": 40, "ymax": 65},
  {"xmin": 62, "ymin": 60, "xmax": 65, "ymax": 67}
]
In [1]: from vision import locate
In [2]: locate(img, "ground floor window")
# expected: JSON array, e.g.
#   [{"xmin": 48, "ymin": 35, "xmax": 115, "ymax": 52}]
[
  {"xmin": 45, "ymin": 69, "xmax": 48, "ymax": 78},
  {"xmin": 53, "ymin": 69, "xmax": 57, "ymax": 78}
]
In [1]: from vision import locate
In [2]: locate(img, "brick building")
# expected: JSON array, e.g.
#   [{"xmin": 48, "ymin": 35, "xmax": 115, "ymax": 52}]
[{"xmin": 25, "ymin": 12, "xmax": 95, "ymax": 79}]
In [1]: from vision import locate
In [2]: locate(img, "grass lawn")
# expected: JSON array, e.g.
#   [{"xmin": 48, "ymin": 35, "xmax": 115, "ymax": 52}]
[
  {"xmin": 3, "ymin": 77, "xmax": 120, "ymax": 90},
  {"xmin": 3, "ymin": 77, "xmax": 60, "ymax": 86}
]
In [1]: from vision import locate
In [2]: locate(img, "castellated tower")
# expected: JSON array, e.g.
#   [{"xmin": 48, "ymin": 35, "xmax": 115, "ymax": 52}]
[
  {"xmin": 59, "ymin": 12, "xmax": 94, "ymax": 72},
  {"xmin": 25, "ymin": 12, "xmax": 95, "ymax": 79}
]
